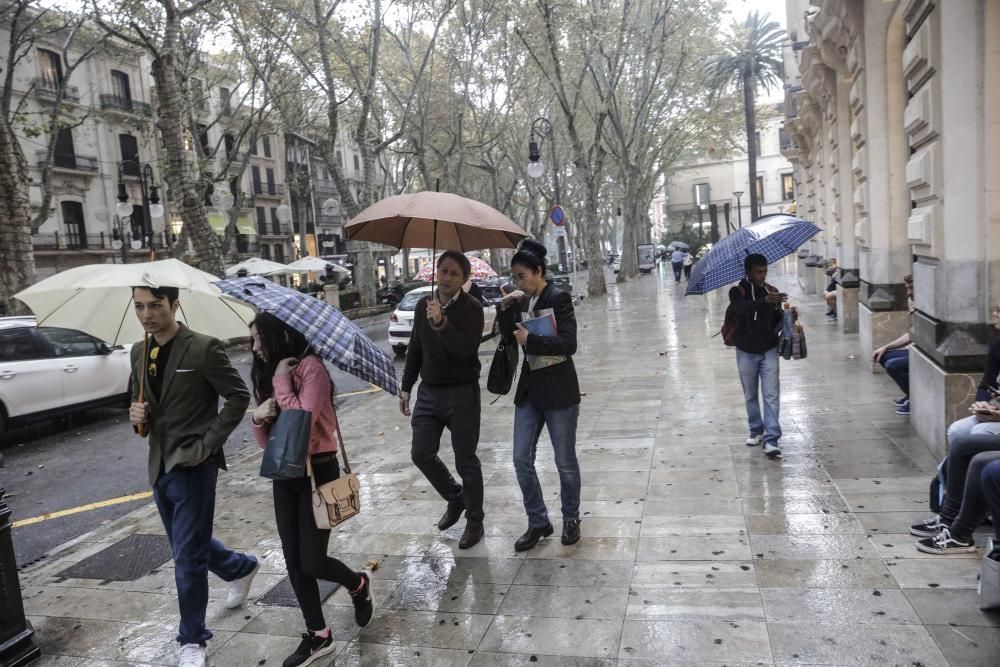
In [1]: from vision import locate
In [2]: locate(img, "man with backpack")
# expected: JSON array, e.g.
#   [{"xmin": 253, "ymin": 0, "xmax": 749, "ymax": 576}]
[{"xmin": 726, "ymin": 254, "xmax": 793, "ymax": 459}]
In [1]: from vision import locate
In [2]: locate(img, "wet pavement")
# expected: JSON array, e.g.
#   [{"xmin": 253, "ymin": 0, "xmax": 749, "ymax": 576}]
[{"xmin": 15, "ymin": 261, "xmax": 999, "ymax": 666}]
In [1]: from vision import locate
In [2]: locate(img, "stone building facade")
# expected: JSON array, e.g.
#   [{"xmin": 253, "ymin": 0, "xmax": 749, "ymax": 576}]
[
  {"xmin": 651, "ymin": 109, "xmax": 797, "ymax": 243},
  {"xmin": 781, "ymin": 0, "xmax": 1000, "ymax": 454}
]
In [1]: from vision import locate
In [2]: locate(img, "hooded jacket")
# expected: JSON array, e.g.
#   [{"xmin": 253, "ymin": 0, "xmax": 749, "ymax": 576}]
[{"xmin": 728, "ymin": 278, "xmax": 783, "ymax": 354}]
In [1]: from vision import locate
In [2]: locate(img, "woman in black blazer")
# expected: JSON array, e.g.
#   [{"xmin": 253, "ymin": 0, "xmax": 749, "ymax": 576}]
[{"xmin": 500, "ymin": 239, "xmax": 582, "ymax": 551}]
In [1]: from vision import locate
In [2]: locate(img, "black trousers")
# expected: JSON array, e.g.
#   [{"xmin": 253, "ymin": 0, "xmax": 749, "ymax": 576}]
[
  {"xmin": 410, "ymin": 382, "xmax": 485, "ymax": 523},
  {"xmin": 272, "ymin": 455, "xmax": 362, "ymax": 632}
]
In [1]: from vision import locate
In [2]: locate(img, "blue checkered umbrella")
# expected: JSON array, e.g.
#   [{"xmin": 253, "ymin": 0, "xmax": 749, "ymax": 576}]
[
  {"xmin": 214, "ymin": 277, "xmax": 399, "ymax": 396},
  {"xmin": 685, "ymin": 214, "xmax": 822, "ymax": 296}
]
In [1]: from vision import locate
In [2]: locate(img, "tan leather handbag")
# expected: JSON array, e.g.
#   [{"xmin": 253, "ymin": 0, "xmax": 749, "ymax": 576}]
[{"xmin": 309, "ymin": 418, "xmax": 361, "ymax": 529}]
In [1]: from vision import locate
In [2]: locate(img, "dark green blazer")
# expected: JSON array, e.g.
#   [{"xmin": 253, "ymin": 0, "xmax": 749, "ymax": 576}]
[{"xmin": 130, "ymin": 323, "xmax": 250, "ymax": 486}]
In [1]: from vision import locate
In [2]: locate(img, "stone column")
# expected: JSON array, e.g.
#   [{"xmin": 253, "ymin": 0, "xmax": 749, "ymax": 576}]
[
  {"xmin": 323, "ymin": 282, "xmax": 340, "ymax": 310},
  {"xmin": 802, "ymin": 255, "xmax": 819, "ymax": 295},
  {"xmin": 907, "ymin": 0, "xmax": 996, "ymax": 455},
  {"xmin": 796, "ymin": 248, "xmax": 809, "ymax": 291},
  {"xmin": 856, "ymin": 1, "xmax": 912, "ymax": 366}
]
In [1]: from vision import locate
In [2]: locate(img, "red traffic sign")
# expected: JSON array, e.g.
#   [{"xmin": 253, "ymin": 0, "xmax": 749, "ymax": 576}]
[{"xmin": 549, "ymin": 205, "xmax": 565, "ymax": 226}]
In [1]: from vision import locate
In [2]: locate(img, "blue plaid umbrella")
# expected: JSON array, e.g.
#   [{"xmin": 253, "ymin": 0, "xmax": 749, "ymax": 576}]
[
  {"xmin": 214, "ymin": 277, "xmax": 399, "ymax": 396},
  {"xmin": 685, "ymin": 214, "xmax": 821, "ymax": 296}
]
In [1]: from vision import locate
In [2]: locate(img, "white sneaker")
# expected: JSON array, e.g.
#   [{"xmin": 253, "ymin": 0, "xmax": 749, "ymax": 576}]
[
  {"xmin": 763, "ymin": 441, "xmax": 782, "ymax": 458},
  {"xmin": 179, "ymin": 643, "xmax": 206, "ymax": 667},
  {"xmin": 745, "ymin": 435, "xmax": 762, "ymax": 447},
  {"xmin": 225, "ymin": 558, "xmax": 260, "ymax": 609}
]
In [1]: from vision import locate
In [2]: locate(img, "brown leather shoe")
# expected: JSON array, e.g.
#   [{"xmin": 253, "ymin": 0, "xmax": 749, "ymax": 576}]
[
  {"xmin": 437, "ymin": 502, "xmax": 464, "ymax": 531},
  {"xmin": 458, "ymin": 522, "xmax": 484, "ymax": 549}
]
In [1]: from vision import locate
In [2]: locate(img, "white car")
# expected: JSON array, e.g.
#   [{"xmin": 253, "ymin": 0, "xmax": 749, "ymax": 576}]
[
  {"xmin": 0, "ymin": 317, "xmax": 133, "ymax": 431},
  {"xmin": 388, "ymin": 286, "xmax": 497, "ymax": 356}
]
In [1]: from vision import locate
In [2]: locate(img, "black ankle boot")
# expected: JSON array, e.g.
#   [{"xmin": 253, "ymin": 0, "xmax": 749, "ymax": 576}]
[
  {"xmin": 561, "ymin": 519, "xmax": 581, "ymax": 545},
  {"xmin": 514, "ymin": 523, "xmax": 554, "ymax": 552}
]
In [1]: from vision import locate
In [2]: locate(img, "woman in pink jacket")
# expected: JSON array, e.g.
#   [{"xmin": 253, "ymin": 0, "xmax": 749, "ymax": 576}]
[{"xmin": 249, "ymin": 313, "xmax": 372, "ymax": 667}]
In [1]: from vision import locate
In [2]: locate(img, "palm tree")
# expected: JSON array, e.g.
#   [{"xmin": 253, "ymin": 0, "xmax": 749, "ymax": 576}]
[{"xmin": 706, "ymin": 11, "xmax": 784, "ymax": 223}]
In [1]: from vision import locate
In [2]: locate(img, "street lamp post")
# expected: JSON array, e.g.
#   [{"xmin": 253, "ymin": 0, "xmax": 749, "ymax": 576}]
[
  {"xmin": 117, "ymin": 161, "xmax": 164, "ymax": 259},
  {"xmin": 733, "ymin": 190, "xmax": 744, "ymax": 228},
  {"xmin": 0, "ymin": 481, "xmax": 42, "ymax": 665},
  {"xmin": 527, "ymin": 117, "xmax": 570, "ymax": 273},
  {"xmin": 110, "ymin": 214, "xmax": 142, "ymax": 264}
]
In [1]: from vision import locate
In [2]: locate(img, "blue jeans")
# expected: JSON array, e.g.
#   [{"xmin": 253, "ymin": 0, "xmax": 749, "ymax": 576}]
[
  {"xmin": 982, "ymin": 460, "xmax": 1000, "ymax": 543},
  {"xmin": 736, "ymin": 347, "xmax": 782, "ymax": 445},
  {"xmin": 513, "ymin": 402, "xmax": 581, "ymax": 528},
  {"xmin": 879, "ymin": 348, "xmax": 910, "ymax": 396},
  {"xmin": 947, "ymin": 415, "xmax": 1000, "ymax": 440},
  {"xmin": 153, "ymin": 460, "xmax": 257, "ymax": 646}
]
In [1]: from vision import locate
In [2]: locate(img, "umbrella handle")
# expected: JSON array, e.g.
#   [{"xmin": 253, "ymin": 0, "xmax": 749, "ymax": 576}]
[
  {"xmin": 430, "ymin": 220, "xmax": 437, "ymax": 299},
  {"xmin": 136, "ymin": 333, "xmax": 149, "ymax": 438}
]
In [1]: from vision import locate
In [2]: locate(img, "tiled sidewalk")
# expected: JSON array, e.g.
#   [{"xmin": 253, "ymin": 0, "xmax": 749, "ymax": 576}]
[{"xmin": 17, "ymin": 263, "xmax": 1000, "ymax": 665}]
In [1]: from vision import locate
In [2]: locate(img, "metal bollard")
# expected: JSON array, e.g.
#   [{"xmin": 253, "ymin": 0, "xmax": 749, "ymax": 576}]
[{"xmin": 0, "ymin": 483, "xmax": 40, "ymax": 666}]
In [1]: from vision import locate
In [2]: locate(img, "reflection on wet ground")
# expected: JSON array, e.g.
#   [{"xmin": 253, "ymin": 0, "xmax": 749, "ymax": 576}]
[{"xmin": 17, "ymin": 264, "xmax": 999, "ymax": 665}]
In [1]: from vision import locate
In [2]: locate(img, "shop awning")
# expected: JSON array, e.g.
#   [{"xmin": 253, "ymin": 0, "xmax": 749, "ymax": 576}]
[{"xmin": 207, "ymin": 213, "xmax": 256, "ymax": 236}]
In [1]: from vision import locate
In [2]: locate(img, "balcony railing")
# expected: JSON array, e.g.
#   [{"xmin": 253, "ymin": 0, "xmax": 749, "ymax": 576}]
[
  {"xmin": 315, "ymin": 213, "xmax": 342, "ymax": 227},
  {"xmin": 36, "ymin": 150, "xmax": 99, "ymax": 173},
  {"xmin": 32, "ymin": 77, "xmax": 80, "ymax": 103},
  {"xmin": 34, "ymin": 230, "xmax": 173, "ymax": 252},
  {"xmin": 252, "ymin": 183, "xmax": 285, "ymax": 198},
  {"xmin": 259, "ymin": 222, "xmax": 289, "ymax": 236},
  {"xmin": 99, "ymin": 94, "xmax": 152, "ymax": 116}
]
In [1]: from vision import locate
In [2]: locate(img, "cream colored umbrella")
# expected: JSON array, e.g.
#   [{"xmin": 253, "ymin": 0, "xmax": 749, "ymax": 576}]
[
  {"xmin": 269, "ymin": 256, "xmax": 350, "ymax": 275},
  {"xmin": 15, "ymin": 258, "xmax": 255, "ymax": 345},
  {"xmin": 225, "ymin": 257, "xmax": 289, "ymax": 276}
]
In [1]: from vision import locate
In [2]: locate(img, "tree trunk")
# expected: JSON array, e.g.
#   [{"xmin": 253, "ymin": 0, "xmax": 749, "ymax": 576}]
[
  {"xmin": 0, "ymin": 118, "xmax": 34, "ymax": 313},
  {"xmin": 743, "ymin": 68, "xmax": 759, "ymax": 223},
  {"xmin": 582, "ymin": 179, "xmax": 606, "ymax": 296},
  {"xmin": 151, "ymin": 13, "xmax": 224, "ymax": 276}
]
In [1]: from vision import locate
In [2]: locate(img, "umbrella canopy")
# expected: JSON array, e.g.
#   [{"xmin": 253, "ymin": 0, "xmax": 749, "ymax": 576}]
[
  {"xmin": 344, "ymin": 191, "xmax": 528, "ymax": 251},
  {"xmin": 685, "ymin": 214, "xmax": 822, "ymax": 296},
  {"xmin": 667, "ymin": 241, "xmax": 690, "ymax": 251},
  {"xmin": 413, "ymin": 255, "xmax": 497, "ymax": 282},
  {"xmin": 225, "ymin": 257, "xmax": 289, "ymax": 277},
  {"xmin": 214, "ymin": 277, "xmax": 399, "ymax": 396},
  {"xmin": 15, "ymin": 259, "xmax": 255, "ymax": 345},
  {"xmin": 271, "ymin": 256, "xmax": 350, "ymax": 275}
]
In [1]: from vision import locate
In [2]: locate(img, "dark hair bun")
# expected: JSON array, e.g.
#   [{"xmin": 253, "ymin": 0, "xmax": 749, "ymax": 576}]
[{"xmin": 519, "ymin": 239, "xmax": 547, "ymax": 258}]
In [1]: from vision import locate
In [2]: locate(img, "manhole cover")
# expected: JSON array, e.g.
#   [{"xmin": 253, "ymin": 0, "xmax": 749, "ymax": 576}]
[
  {"xmin": 58, "ymin": 534, "xmax": 172, "ymax": 582},
  {"xmin": 257, "ymin": 576, "xmax": 339, "ymax": 607}
]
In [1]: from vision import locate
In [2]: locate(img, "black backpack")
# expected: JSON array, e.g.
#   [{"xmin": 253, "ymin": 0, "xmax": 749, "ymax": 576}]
[{"xmin": 720, "ymin": 284, "xmax": 746, "ymax": 346}]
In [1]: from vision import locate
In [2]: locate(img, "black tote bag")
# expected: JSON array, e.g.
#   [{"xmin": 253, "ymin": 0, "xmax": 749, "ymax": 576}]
[{"xmin": 260, "ymin": 408, "xmax": 311, "ymax": 479}]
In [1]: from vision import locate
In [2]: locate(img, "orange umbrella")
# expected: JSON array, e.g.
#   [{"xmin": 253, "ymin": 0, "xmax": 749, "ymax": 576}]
[{"xmin": 344, "ymin": 191, "xmax": 527, "ymax": 251}]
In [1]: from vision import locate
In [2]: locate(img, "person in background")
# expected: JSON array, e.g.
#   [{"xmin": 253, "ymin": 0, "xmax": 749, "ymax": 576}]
[
  {"xmin": 400, "ymin": 251, "xmax": 486, "ymax": 550},
  {"xmin": 670, "ymin": 247, "xmax": 685, "ymax": 282},
  {"xmin": 248, "ymin": 313, "xmax": 373, "ymax": 666},
  {"xmin": 872, "ymin": 274, "xmax": 915, "ymax": 415},
  {"xmin": 909, "ymin": 303, "xmax": 1000, "ymax": 554},
  {"xmin": 823, "ymin": 258, "xmax": 838, "ymax": 322},
  {"xmin": 728, "ymin": 254, "xmax": 793, "ymax": 459},
  {"xmin": 500, "ymin": 239, "xmax": 582, "ymax": 550},
  {"xmin": 682, "ymin": 250, "xmax": 694, "ymax": 280},
  {"xmin": 980, "ymin": 459, "xmax": 1000, "ymax": 556}
]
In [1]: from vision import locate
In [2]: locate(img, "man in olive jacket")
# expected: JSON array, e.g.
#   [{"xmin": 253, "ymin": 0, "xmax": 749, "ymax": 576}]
[{"xmin": 129, "ymin": 286, "xmax": 258, "ymax": 667}]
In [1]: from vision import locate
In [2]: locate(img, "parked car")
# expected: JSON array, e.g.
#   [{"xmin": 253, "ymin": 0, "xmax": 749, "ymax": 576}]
[
  {"xmin": 474, "ymin": 279, "xmax": 504, "ymax": 307},
  {"xmin": 0, "ymin": 317, "xmax": 133, "ymax": 431},
  {"xmin": 388, "ymin": 286, "xmax": 498, "ymax": 356}
]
